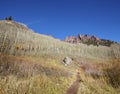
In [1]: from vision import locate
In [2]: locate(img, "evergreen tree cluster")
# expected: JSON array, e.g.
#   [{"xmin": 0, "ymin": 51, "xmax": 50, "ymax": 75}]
[{"xmin": 5, "ymin": 16, "xmax": 13, "ymax": 21}]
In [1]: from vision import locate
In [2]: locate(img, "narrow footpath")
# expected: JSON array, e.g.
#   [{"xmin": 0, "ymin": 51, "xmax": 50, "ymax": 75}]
[{"xmin": 65, "ymin": 72, "xmax": 83, "ymax": 94}]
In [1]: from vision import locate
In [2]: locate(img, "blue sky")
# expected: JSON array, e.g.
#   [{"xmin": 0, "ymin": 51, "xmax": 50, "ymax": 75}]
[{"xmin": 0, "ymin": 0, "xmax": 120, "ymax": 43}]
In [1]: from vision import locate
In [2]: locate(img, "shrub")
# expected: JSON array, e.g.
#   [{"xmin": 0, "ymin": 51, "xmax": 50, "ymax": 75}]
[
  {"xmin": 5, "ymin": 16, "xmax": 13, "ymax": 21},
  {"xmin": 105, "ymin": 59, "xmax": 120, "ymax": 88}
]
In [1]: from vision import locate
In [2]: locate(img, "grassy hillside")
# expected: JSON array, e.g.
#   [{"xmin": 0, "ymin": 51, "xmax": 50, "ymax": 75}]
[
  {"xmin": 0, "ymin": 54, "xmax": 119, "ymax": 94},
  {"xmin": 0, "ymin": 20, "xmax": 120, "ymax": 59},
  {"xmin": 0, "ymin": 20, "xmax": 120, "ymax": 94}
]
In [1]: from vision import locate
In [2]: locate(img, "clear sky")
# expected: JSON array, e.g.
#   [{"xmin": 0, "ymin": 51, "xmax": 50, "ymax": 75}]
[{"xmin": 0, "ymin": 0, "xmax": 120, "ymax": 43}]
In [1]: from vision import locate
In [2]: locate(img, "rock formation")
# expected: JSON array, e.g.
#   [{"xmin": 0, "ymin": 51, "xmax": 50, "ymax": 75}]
[
  {"xmin": 65, "ymin": 34, "xmax": 115, "ymax": 46},
  {"xmin": 62, "ymin": 57, "xmax": 73, "ymax": 66}
]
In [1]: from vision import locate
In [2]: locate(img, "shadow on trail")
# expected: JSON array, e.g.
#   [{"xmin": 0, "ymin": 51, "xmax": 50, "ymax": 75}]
[{"xmin": 65, "ymin": 72, "xmax": 83, "ymax": 94}]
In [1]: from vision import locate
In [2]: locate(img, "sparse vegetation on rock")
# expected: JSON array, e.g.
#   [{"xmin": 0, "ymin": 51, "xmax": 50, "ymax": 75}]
[{"xmin": 65, "ymin": 34, "xmax": 116, "ymax": 46}]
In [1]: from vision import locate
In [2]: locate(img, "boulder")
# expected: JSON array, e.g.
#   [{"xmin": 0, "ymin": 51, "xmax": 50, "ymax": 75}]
[{"xmin": 62, "ymin": 57, "xmax": 73, "ymax": 66}]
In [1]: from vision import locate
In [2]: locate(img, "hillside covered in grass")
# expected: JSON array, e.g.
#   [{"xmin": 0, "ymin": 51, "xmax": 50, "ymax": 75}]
[
  {"xmin": 0, "ymin": 20, "xmax": 120, "ymax": 94},
  {"xmin": 0, "ymin": 20, "xmax": 120, "ymax": 58}
]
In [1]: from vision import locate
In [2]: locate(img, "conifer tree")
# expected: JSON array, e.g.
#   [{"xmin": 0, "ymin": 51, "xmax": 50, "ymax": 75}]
[{"xmin": 5, "ymin": 16, "xmax": 13, "ymax": 21}]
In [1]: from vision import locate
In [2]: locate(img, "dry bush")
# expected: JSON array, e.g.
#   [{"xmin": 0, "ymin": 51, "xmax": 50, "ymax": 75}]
[
  {"xmin": 79, "ymin": 62, "xmax": 102, "ymax": 79},
  {"xmin": 0, "ymin": 54, "xmax": 70, "ymax": 78},
  {"xmin": 104, "ymin": 59, "xmax": 120, "ymax": 88}
]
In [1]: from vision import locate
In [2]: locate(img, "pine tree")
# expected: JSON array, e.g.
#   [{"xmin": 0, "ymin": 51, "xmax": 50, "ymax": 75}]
[
  {"xmin": 5, "ymin": 16, "xmax": 13, "ymax": 21},
  {"xmin": 8, "ymin": 16, "xmax": 12, "ymax": 20}
]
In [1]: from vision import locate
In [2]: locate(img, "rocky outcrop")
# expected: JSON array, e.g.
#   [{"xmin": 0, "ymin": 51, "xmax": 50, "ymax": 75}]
[
  {"xmin": 65, "ymin": 34, "xmax": 115, "ymax": 46},
  {"xmin": 65, "ymin": 34, "xmax": 100, "ymax": 44}
]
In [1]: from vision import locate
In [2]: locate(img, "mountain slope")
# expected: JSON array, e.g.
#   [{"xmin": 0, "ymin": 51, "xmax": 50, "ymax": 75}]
[
  {"xmin": 0, "ymin": 20, "xmax": 120, "ymax": 59},
  {"xmin": 0, "ymin": 20, "xmax": 120, "ymax": 94}
]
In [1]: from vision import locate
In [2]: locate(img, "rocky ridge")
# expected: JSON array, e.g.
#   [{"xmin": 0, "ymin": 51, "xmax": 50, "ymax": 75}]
[{"xmin": 65, "ymin": 34, "xmax": 116, "ymax": 46}]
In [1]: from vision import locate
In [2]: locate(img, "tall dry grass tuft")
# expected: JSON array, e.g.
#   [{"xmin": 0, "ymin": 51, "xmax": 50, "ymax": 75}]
[
  {"xmin": 104, "ymin": 59, "xmax": 120, "ymax": 88},
  {"xmin": 0, "ymin": 54, "xmax": 74, "ymax": 94}
]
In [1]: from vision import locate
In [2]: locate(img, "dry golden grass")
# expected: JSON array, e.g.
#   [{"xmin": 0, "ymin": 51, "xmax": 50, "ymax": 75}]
[
  {"xmin": 0, "ymin": 53, "xmax": 74, "ymax": 94},
  {"xmin": 0, "ymin": 53, "xmax": 120, "ymax": 94},
  {"xmin": 0, "ymin": 20, "xmax": 120, "ymax": 60},
  {"xmin": 0, "ymin": 20, "xmax": 120, "ymax": 94},
  {"xmin": 103, "ymin": 59, "xmax": 120, "ymax": 88}
]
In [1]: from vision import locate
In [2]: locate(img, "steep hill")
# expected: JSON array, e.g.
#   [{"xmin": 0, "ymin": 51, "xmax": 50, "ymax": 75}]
[
  {"xmin": 0, "ymin": 20, "xmax": 120, "ymax": 94},
  {"xmin": 0, "ymin": 20, "xmax": 120, "ymax": 59}
]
